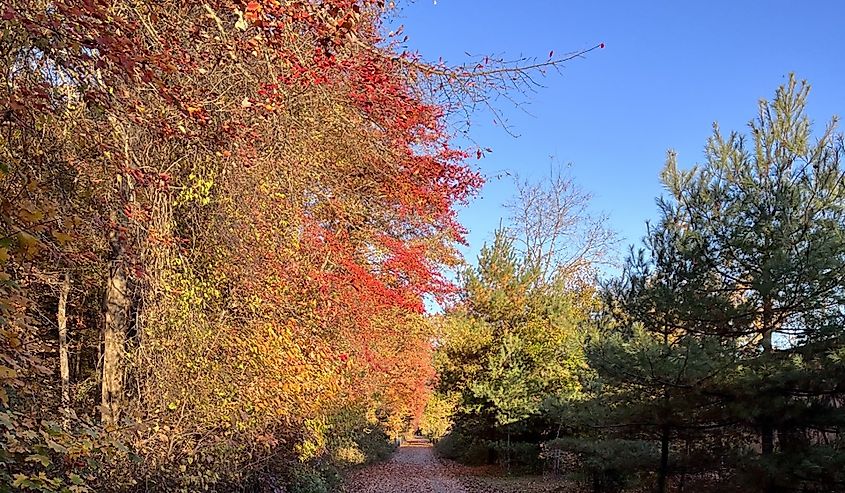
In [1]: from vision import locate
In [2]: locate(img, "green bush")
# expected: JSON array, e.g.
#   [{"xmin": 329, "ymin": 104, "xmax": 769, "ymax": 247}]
[
  {"xmin": 462, "ymin": 437, "xmax": 492, "ymax": 466},
  {"xmin": 324, "ymin": 407, "xmax": 397, "ymax": 469},
  {"xmin": 435, "ymin": 431, "xmax": 491, "ymax": 466},
  {"xmin": 435, "ymin": 431, "xmax": 468, "ymax": 461},
  {"xmin": 286, "ymin": 463, "xmax": 340, "ymax": 493},
  {"xmin": 548, "ymin": 437, "xmax": 656, "ymax": 493},
  {"xmin": 319, "ymin": 464, "xmax": 343, "ymax": 491},
  {"xmin": 356, "ymin": 426, "xmax": 397, "ymax": 464},
  {"xmin": 491, "ymin": 439, "xmax": 542, "ymax": 472}
]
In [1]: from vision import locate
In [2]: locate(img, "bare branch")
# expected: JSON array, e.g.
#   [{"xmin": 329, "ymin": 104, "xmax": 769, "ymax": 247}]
[{"xmin": 504, "ymin": 162, "xmax": 619, "ymax": 285}]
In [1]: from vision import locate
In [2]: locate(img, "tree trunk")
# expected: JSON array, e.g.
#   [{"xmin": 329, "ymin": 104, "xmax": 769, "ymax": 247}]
[
  {"xmin": 102, "ymin": 258, "xmax": 129, "ymax": 427},
  {"xmin": 58, "ymin": 272, "xmax": 71, "ymax": 428},
  {"xmin": 73, "ymin": 340, "xmax": 81, "ymax": 381},
  {"xmin": 658, "ymin": 328, "xmax": 671, "ymax": 493},
  {"xmin": 506, "ymin": 431, "xmax": 511, "ymax": 473},
  {"xmin": 761, "ymin": 421, "xmax": 774, "ymax": 456},
  {"xmin": 657, "ymin": 424, "xmax": 670, "ymax": 493},
  {"xmin": 761, "ymin": 326, "xmax": 773, "ymax": 352},
  {"xmin": 101, "ymin": 158, "xmax": 136, "ymax": 428},
  {"xmin": 678, "ymin": 438, "xmax": 690, "ymax": 492},
  {"xmin": 760, "ymin": 298, "xmax": 774, "ymax": 493}
]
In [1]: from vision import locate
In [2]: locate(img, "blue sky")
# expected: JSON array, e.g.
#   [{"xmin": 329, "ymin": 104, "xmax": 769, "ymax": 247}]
[{"xmin": 391, "ymin": 0, "xmax": 845, "ymax": 273}]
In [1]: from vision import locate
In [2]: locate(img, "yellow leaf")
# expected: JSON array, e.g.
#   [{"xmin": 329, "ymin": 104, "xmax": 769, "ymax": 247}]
[
  {"xmin": 17, "ymin": 232, "xmax": 38, "ymax": 248},
  {"xmin": 16, "ymin": 232, "xmax": 41, "ymax": 258},
  {"xmin": 25, "ymin": 453, "xmax": 51, "ymax": 467},
  {"xmin": 51, "ymin": 231, "xmax": 73, "ymax": 245},
  {"xmin": 0, "ymin": 366, "xmax": 15, "ymax": 379},
  {"xmin": 18, "ymin": 208, "xmax": 44, "ymax": 223},
  {"xmin": 235, "ymin": 11, "xmax": 248, "ymax": 31},
  {"xmin": 0, "ymin": 248, "xmax": 8, "ymax": 264}
]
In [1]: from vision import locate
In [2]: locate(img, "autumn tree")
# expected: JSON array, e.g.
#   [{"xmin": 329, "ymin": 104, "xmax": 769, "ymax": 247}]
[{"xmin": 1, "ymin": 0, "xmax": 603, "ymax": 490}]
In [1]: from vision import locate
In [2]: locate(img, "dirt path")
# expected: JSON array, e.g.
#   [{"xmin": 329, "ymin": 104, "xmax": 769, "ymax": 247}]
[
  {"xmin": 345, "ymin": 438, "xmax": 576, "ymax": 493},
  {"xmin": 344, "ymin": 438, "xmax": 467, "ymax": 493}
]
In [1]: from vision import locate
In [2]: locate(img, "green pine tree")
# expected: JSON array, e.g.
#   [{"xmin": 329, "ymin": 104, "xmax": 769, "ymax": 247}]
[
  {"xmin": 657, "ymin": 75, "xmax": 845, "ymax": 492},
  {"xmin": 559, "ymin": 75, "xmax": 845, "ymax": 493}
]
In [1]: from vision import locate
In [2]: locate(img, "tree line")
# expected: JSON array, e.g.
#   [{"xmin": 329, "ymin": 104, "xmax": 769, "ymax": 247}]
[
  {"xmin": 428, "ymin": 76, "xmax": 845, "ymax": 493},
  {"xmin": 0, "ymin": 0, "xmax": 587, "ymax": 490}
]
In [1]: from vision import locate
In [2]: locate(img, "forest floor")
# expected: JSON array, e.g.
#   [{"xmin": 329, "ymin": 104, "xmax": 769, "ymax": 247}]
[{"xmin": 343, "ymin": 438, "xmax": 574, "ymax": 493}]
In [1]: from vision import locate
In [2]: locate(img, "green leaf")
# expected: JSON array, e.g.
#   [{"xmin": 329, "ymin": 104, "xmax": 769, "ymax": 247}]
[
  {"xmin": 25, "ymin": 453, "xmax": 51, "ymax": 467},
  {"xmin": 12, "ymin": 474, "xmax": 37, "ymax": 488}
]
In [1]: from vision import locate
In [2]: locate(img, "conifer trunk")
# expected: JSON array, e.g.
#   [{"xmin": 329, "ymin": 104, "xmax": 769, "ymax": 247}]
[
  {"xmin": 678, "ymin": 439, "xmax": 690, "ymax": 492},
  {"xmin": 760, "ymin": 298, "xmax": 774, "ymax": 493},
  {"xmin": 657, "ymin": 330, "xmax": 671, "ymax": 493},
  {"xmin": 657, "ymin": 423, "xmax": 670, "ymax": 493}
]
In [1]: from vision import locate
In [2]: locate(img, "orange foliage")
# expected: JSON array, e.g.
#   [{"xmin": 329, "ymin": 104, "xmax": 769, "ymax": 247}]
[{"xmin": 2, "ymin": 0, "xmax": 480, "ymax": 488}]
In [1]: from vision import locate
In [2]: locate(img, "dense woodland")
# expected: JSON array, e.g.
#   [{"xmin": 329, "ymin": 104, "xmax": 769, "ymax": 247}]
[
  {"xmin": 429, "ymin": 77, "xmax": 845, "ymax": 493},
  {"xmin": 0, "ymin": 0, "xmax": 503, "ymax": 490},
  {"xmin": 1, "ymin": 1, "xmax": 844, "ymax": 493}
]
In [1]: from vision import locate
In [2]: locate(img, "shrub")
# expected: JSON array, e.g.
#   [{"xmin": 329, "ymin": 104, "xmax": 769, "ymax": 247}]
[
  {"xmin": 286, "ymin": 463, "xmax": 333, "ymax": 493},
  {"xmin": 491, "ymin": 439, "xmax": 543, "ymax": 472},
  {"xmin": 355, "ymin": 426, "xmax": 397, "ymax": 464},
  {"xmin": 435, "ymin": 431, "xmax": 492, "ymax": 466},
  {"xmin": 547, "ymin": 437, "xmax": 656, "ymax": 493}
]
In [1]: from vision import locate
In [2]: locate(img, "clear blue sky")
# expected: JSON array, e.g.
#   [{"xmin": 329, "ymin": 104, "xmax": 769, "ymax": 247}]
[{"xmin": 391, "ymin": 0, "xmax": 845, "ymax": 273}]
